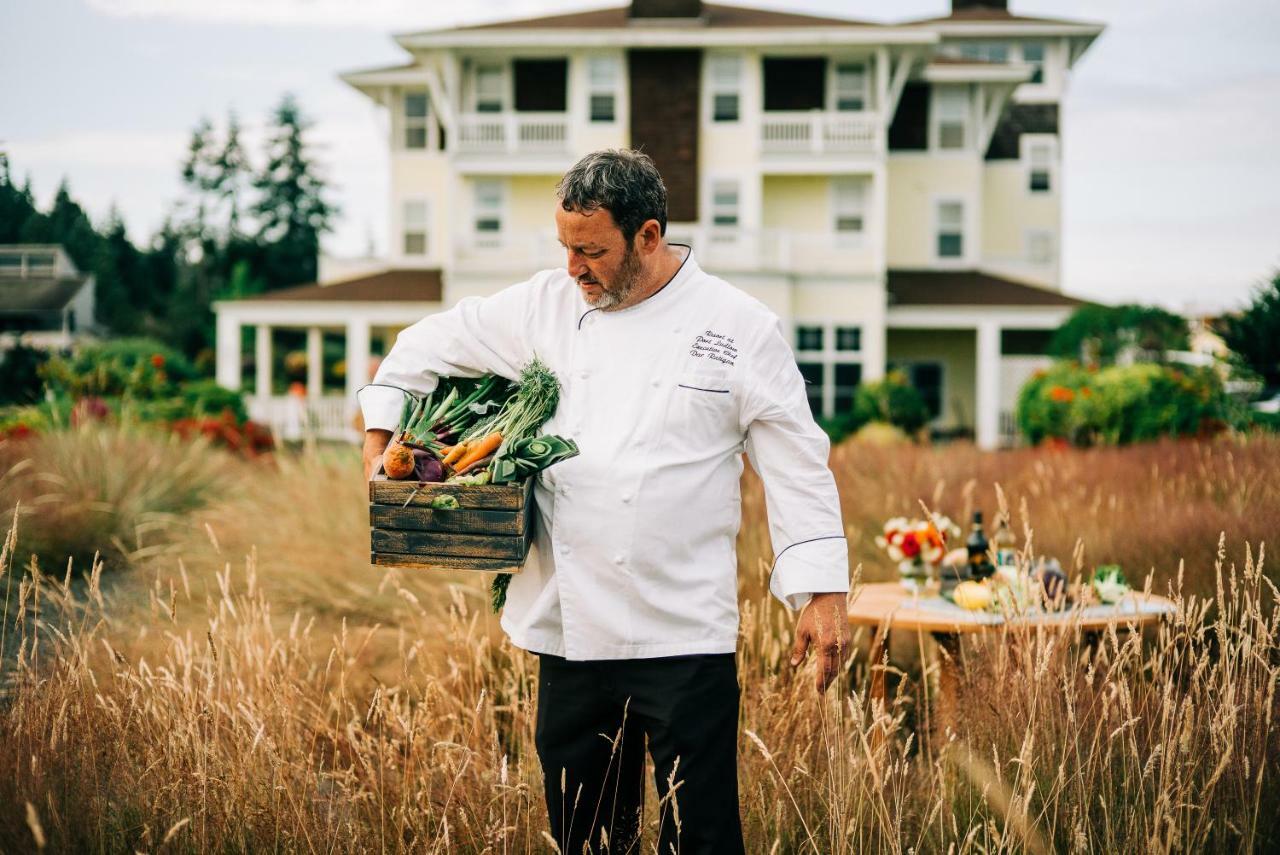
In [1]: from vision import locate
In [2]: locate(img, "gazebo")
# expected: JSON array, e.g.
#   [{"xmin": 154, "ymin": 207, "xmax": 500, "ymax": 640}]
[{"xmin": 212, "ymin": 269, "xmax": 443, "ymax": 442}]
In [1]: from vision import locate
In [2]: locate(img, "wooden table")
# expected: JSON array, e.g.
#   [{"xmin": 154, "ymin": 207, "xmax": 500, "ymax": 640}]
[{"xmin": 847, "ymin": 582, "xmax": 1177, "ymax": 736}]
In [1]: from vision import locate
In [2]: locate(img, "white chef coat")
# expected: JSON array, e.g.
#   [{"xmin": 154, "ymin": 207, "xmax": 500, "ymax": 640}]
[{"xmin": 361, "ymin": 247, "xmax": 848, "ymax": 661}]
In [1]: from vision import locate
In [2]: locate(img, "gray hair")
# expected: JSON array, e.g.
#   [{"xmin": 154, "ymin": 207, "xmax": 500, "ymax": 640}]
[{"xmin": 556, "ymin": 149, "xmax": 668, "ymax": 242}]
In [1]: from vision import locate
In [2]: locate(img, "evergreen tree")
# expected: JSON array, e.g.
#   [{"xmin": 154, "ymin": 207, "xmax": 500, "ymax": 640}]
[
  {"xmin": 93, "ymin": 208, "xmax": 145, "ymax": 333},
  {"xmin": 252, "ymin": 94, "xmax": 337, "ymax": 289},
  {"xmin": 19, "ymin": 179, "xmax": 101, "ymax": 273},
  {"xmin": 179, "ymin": 117, "xmax": 219, "ymax": 244},
  {"xmin": 1221, "ymin": 272, "xmax": 1280, "ymax": 394},
  {"xmin": 212, "ymin": 110, "xmax": 251, "ymax": 239},
  {"xmin": 0, "ymin": 155, "xmax": 40, "ymax": 243}
]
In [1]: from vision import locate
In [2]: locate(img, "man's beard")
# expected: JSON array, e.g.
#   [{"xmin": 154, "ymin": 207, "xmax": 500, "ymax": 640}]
[{"xmin": 581, "ymin": 244, "xmax": 643, "ymax": 311}]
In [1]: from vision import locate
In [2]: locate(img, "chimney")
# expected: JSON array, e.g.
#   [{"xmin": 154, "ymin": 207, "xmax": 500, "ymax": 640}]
[
  {"xmin": 952, "ymin": 1, "xmax": 1009, "ymax": 11},
  {"xmin": 629, "ymin": 0, "xmax": 703, "ymax": 19}
]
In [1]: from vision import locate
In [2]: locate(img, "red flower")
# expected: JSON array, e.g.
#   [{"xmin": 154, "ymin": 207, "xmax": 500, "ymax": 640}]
[
  {"xmin": 1049, "ymin": 385, "xmax": 1076, "ymax": 403},
  {"xmin": 150, "ymin": 353, "xmax": 166, "ymax": 369},
  {"xmin": 899, "ymin": 533, "xmax": 921, "ymax": 558}
]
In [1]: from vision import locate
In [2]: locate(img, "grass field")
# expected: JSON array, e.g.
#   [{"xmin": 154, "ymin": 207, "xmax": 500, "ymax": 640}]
[{"xmin": 0, "ymin": 428, "xmax": 1277, "ymax": 852}]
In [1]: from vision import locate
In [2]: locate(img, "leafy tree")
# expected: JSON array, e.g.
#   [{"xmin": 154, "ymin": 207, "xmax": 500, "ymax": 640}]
[
  {"xmin": 1048, "ymin": 304, "xmax": 1189, "ymax": 367},
  {"xmin": 1221, "ymin": 271, "xmax": 1280, "ymax": 393},
  {"xmin": 252, "ymin": 94, "xmax": 337, "ymax": 289}
]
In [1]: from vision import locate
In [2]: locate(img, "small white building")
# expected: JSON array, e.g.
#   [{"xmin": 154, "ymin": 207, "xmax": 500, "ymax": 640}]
[
  {"xmin": 0, "ymin": 245, "xmax": 97, "ymax": 351},
  {"xmin": 214, "ymin": 0, "xmax": 1099, "ymax": 447}
]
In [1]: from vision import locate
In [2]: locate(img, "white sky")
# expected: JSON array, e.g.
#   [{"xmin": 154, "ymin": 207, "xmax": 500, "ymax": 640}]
[{"xmin": 2, "ymin": 0, "xmax": 1277, "ymax": 312}]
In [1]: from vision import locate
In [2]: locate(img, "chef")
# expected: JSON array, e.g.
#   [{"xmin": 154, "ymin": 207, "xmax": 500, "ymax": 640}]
[{"xmin": 360, "ymin": 149, "xmax": 850, "ymax": 854}]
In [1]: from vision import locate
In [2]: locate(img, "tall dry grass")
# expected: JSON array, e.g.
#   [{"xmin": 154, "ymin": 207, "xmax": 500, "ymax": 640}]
[{"xmin": 0, "ymin": 431, "xmax": 1276, "ymax": 852}]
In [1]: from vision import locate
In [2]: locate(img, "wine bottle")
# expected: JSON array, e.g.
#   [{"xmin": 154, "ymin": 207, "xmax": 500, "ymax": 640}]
[
  {"xmin": 966, "ymin": 511, "xmax": 994, "ymax": 580},
  {"xmin": 994, "ymin": 512, "xmax": 1016, "ymax": 567}
]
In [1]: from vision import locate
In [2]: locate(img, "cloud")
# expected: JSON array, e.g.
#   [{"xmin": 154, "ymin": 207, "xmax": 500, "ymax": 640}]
[{"xmin": 84, "ymin": 0, "xmax": 604, "ymax": 30}]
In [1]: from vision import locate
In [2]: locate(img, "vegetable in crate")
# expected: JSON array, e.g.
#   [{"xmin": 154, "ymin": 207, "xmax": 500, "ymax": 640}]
[
  {"xmin": 382, "ymin": 441, "xmax": 416, "ymax": 479},
  {"xmin": 1091, "ymin": 565, "xmax": 1130, "ymax": 604}
]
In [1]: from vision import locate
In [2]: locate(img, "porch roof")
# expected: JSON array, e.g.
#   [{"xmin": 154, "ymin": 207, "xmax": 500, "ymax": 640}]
[
  {"xmin": 887, "ymin": 270, "xmax": 1087, "ymax": 308},
  {"xmin": 238, "ymin": 269, "xmax": 443, "ymax": 304},
  {"xmin": 0, "ymin": 274, "xmax": 89, "ymax": 313},
  {"xmin": 442, "ymin": 3, "xmax": 878, "ymax": 32}
]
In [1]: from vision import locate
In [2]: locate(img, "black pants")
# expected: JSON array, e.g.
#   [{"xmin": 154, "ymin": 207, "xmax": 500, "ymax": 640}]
[{"xmin": 534, "ymin": 652, "xmax": 746, "ymax": 855}]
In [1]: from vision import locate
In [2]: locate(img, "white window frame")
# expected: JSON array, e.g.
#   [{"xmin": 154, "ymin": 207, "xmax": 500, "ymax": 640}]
[
  {"xmin": 587, "ymin": 55, "xmax": 620, "ymax": 124},
  {"xmin": 402, "ymin": 90, "xmax": 430, "ymax": 150},
  {"xmin": 1022, "ymin": 134, "xmax": 1057, "ymax": 194},
  {"xmin": 931, "ymin": 85, "xmax": 970, "ymax": 152},
  {"xmin": 794, "ymin": 321, "xmax": 864, "ymax": 419},
  {"xmin": 1025, "ymin": 229, "xmax": 1055, "ymax": 265},
  {"xmin": 830, "ymin": 60, "xmax": 869, "ymax": 113},
  {"xmin": 933, "ymin": 197, "xmax": 967, "ymax": 264},
  {"xmin": 472, "ymin": 180, "xmax": 505, "ymax": 248},
  {"xmin": 709, "ymin": 178, "xmax": 741, "ymax": 234},
  {"xmin": 831, "ymin": 177, "xmax": 868, "ymax": 246},
  {"xmin": 472, "ymin": 63, "xmax": 507, "ymax": 113},
  {"xmin": 707, "ymin": 53, "xmax": 742, "ymax": 123},
  {"xmin": 402, "ymin": 198, "xmax": 429, "ymax": 257}
]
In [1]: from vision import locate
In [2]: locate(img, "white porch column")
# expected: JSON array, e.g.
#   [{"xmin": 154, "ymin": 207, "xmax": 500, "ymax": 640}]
[
  {"xmin": 306, "ymin": 326, "xmax": 323, "ymax": 399},
  {"xmin": 976, "ymin": 321, "xmax": 1001, "ymax": 450},
  {"xmin": 215, "ymin": 311, "xmax": 241, "ymax": 390},
  {"xmin": 345, "ymin": 319, "xmax": 371, "ymax": 403},
  {"xmin": 254, "ymin": 324, "xmax": 272, "ymax": 399}
]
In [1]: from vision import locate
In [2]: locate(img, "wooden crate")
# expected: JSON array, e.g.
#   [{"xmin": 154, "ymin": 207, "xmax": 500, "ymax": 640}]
[{"xmin": 369, "ymin": 476, "xmax": 534, "ymax": 572}]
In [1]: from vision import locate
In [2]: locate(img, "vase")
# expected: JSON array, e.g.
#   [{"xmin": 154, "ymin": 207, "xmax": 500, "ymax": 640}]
[{"xmin": 898, "ymin": 559, "xmax": 933, "ymax": 592}]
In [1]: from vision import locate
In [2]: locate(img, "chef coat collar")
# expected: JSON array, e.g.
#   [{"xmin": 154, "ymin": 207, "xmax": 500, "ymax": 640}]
[{"xmin": 577, "ymin": 243, "xmax": 696, "ymax": 323}]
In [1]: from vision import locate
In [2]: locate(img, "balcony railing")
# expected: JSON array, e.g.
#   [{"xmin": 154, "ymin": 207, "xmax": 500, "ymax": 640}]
[
  {"xmin": 456, "ymin": 113, "xmax": 569, "ymax": 155},
  {"xmin": 453, "ymin": 228, "xmax": 876, "ymax": 276},
  {"xmin": 760, "ymin": 112, "xmax": 880, "ymax": 156}
]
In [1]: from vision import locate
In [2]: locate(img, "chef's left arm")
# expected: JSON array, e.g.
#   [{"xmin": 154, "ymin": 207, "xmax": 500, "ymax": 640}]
[{"xmin": 741, "ymin": 316, "xmax": 852, "ymax": 694}]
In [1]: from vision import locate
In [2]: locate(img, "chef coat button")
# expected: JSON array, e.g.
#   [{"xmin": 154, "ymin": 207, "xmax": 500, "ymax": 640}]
[
  {"xmin": 558, "ymin": 543, "xmax": 571, "ymax": 555},
  {"xmin": 650, "ymin": 378, "xmax": 660, "ymax": 388},
  {"xmin": 578, "ymin": 370, "xmax": 589, "ymax": 380},
  {"xmin": 620, "ymin": 492, "xmax": 633, "ymax": 503},
  {"xmin": 613, "ymin": 555, "xmax": 625, "ymax": 566},
  {"xmin": 559, "ymin": 485, "xmax": 569, "ymax": 496}
]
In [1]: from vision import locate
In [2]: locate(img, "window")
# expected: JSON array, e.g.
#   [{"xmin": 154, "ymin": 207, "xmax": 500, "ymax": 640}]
[
  {"xmin": 833, "ymin": 364, "xmax": 862, "ymax": 414},
  {"xmin": 474, "ymin": 65, "xmax": 504, "ymax": 113},
  {"xmin": 835, "ymin": 326, "xmax": 861, "ymax": 352},
  {"xmin": 936, "ymin": 200, "xmax": 964, "ymax": 259},
  {"xmin": 832, "ymin": 178, "xmax": 866, "ymax": 241},
  {"xmin": 933, "ymin": 86, "xmax": 968, "ymax": 150},
  {"xmin": 588, "ymin": 56, "xmax": 619, "ymax": 122},
  {"xmin": 1026, "ymin": 137, "xmax": 1054, "ymax": 192},
  {"xmin": 795, "ymin": 323, "xmax": 863, "ymax": 418},
  {"xmin": 710, "ymin": 180, "xmax": 740, "ymax": 232},
  {"xmin": 889, "ymin": 362, "xmax": 943, "ymax": 420},
  {"xmin": 796, "ymin": 325, "xmax": 824, "ymax": 352},
  {"xmin": 403, "ymin": 91, "xmax": 429, "ymax": 150},
  {"xmin": 833, "ymin": 63, "xmax": 867, "ymax": 112},
  {"xmin": 1022, "ymin": 41, "xmax": 1045, "ymax": 84},
  {"xmin": 1026, "ymin": 230, "xmax": 1054, "ymax": 264},
  {"xmin": 473, "ymin": 180, "xmax": 503, "ymax": 245},
  {"xmin": 513, "ymin": 59, "xmax": 568, "ymax": 112},
  {"xmin": 402, "ymin": 200, "xmax": 428, "ymax": 256},
  {"xmin": 709, "ymin": 55, "xmax": 741, "ymax": 122},
  {"xmin": 957, "ymin": 41, "xmax": 1009, "ymax": 63}
]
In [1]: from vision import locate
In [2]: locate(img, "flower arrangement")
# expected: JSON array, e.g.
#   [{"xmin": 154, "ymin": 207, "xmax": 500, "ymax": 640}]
[{"xmin": 876, "ymin": 514, "xmax": 960, "ymax": 590}]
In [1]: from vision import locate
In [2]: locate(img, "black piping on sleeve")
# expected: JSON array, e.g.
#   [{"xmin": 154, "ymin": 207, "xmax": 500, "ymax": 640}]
[{"xmin": 769, "ymin": 534, "xmax": 848, "ymax": 574}]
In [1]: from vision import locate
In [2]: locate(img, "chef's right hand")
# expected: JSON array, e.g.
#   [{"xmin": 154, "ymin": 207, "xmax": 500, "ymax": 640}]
[{"xmin": 363, "ymin": 429, "xmax": 392, "ymax": 481}]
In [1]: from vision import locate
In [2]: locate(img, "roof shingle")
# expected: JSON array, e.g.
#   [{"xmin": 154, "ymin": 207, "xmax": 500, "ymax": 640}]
[
  {"xmin": 242, "ymin": 269, "xmax": 443, "ymax": 303},
  {"xmin": 887, "ymin": 270, "xmax": 1086, "ymax": 307}
]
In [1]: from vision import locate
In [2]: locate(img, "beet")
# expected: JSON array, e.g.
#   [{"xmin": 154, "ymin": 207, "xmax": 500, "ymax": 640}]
[{"xmin": 412, "ymin": 449, "xmax": 445, "ymax": 483}]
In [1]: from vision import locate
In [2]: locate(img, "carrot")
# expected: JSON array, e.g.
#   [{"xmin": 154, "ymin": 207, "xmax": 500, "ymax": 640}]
[
  {"xmin": 442, "ymin": 443, "xmax": 469, "ymax": 467},
  {"xmin": 453, "ymin": 431, "xmax": 502, "ymax": 474}
]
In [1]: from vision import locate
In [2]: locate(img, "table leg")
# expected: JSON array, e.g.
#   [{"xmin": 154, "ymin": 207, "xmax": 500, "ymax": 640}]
[{"xmin": 932, "ymin": 632, "xmax": 962, "ymax": 740}]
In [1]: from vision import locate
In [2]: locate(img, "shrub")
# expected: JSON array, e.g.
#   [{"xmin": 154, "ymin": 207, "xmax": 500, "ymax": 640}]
[
  {"xmin": 852, "ymin": 372, "xmax": 931, "ymax": 436},
  {"xmin": 0, "ymin": 423, "xmax": 229, "ymax": 573},
  {"xmin": 40, "ymin": 337, "xmax": 195, "ymax": 399},
  {"xmin": 1017, "ymin": 361, "xmax": 1238, "ymax": 446},
  {"xmin": 0, "ymin": 343, "xmax": 51, "ymax": 405}
]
